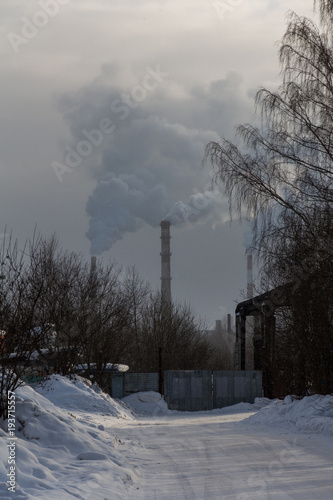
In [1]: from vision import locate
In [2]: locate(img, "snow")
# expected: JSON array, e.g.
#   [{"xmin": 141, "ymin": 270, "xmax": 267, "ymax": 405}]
[
  {"xmin": 0, "ymin": 376, "xmax": 333, "ymax": 499},
  {"xmin": 33, "ymin": 374, "xmax": 133, "ymax": 423},
  {"xmin": 122, "ymin": 391, "xmax": 170, "ymax": 416},
  {"xmin": 76, "ymin": 363, "xmax": 129, "ymax": 372},
  {"xmin": 0, "ymin": 375, "xmax": 137, "ymax": 499},
  {"xmin": 247, "ymin": 394, "xmax": 333, "ymax": 437}
]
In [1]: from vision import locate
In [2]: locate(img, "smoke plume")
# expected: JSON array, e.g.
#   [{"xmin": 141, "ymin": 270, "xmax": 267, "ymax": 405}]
[
  {"xmin": 55, "ymin": 68, "xmax": 252, "ymax": 255},
  {"xmin": 163, "ymin": 190, "xmax": 225, "ymax": 225}
]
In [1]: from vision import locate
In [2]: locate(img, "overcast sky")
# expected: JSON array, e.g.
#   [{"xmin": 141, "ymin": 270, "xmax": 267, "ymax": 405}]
[{"xmin": 0, "ymin": 0, "xmax": 315, "ymax": 327}]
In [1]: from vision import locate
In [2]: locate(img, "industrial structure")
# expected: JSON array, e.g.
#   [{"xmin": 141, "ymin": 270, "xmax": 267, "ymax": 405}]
[
  {"xmin": 246, "ymin": 255, "xmax": 253, "ymax": 299},
  {"xmin": 235, "ymin": 282, "xmax": 293, "ymax": 397},
  {"xmin": 234, "ymin": 254, "xmax": 254, "ymax": 370},
  {"xmin": 160, "ymin": 220, "xmax": 172, "ymax": 302}
]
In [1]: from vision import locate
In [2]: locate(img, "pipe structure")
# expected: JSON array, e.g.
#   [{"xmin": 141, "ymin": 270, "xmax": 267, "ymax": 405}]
[
  {"xmin": 160, "ymin": 220, "xmax": 172, "ymax": 302},
  {"xmin": 235, "ymin": 255, "xmax": 254, "ymax": 370},
  {"xmin": 91, "ymin": 256, "xmax": 97, "ymax": 273},
  {"xmin": 247, "ymin": 254, "xmax": 253, "ymax": 299},
  {"xmin": 227, "ymin": 313, "xmax": 232, "ymax": 334}
]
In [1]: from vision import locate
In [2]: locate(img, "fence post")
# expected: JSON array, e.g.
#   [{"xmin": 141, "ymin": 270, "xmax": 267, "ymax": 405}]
[
  {"xmin": 110, "ymin": 373, "xmax": 124, "ymax": 399},
  {"xmin": 158, "ymin": 347, "xmax": 164, "ymax": 395}
]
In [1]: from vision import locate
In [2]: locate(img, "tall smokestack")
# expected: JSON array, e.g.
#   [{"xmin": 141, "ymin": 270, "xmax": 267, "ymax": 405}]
[
  {"xmin": 247, "ymin": 254, "xmax": 253, "ymax": 299},
  {"xmin": 91, "ymin": 256, "xmax": 97, "ymax": 273},
  {"xmin": 227, "ymin": 313, "xmax": 232, "ymax": 334},
  {"xmin": 160, "ymin": 221, "xmax": 172, "ymax": 302}
]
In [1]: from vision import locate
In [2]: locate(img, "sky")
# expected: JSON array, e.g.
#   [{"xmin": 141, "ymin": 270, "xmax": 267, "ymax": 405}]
[{"xmin": 0, "ymin": 0, "xmax": 315, "ymax": 327}]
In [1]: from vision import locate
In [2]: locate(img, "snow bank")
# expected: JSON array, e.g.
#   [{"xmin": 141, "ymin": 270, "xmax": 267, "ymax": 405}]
[
  {"xmin": 121, "ymin": 393, "xmax": 270, "ymax": 418},
  {"xmin": 122, "ymin": 391, "xmax": 170, "ymax": 417},
  {"xmin": 246, "ymin": 394, "xmax": 333, "ymax": 436},
  {"xmin": 211, "ymin": 398, "xmax": 271, "ymax": 415},
  {"xmin": 1, "ymin": 373, "xmax": 332, "ymax": 499},
  {"xmin": 0, "ymin": 376, "xmax": 136, "ymax": 499},
  {"xmin": 32, "ymin": 374, "xmax": 133, "ymax": 421}
]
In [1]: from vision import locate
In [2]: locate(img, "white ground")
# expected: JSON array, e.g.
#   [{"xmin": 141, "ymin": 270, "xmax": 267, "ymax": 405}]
[{"xmin": 1, "ymin": 375, "xmax": 333, "ymax": 499}]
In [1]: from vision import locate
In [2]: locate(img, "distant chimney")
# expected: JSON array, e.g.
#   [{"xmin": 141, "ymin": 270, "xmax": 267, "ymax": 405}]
[
  {"xmin": 247, "ymin": 255, "xmax": 253, "ymax": 299},
  {"xmin": 227, "ymin": 313, "xmax": 232, "ymax": 334},
  {"xmin": 91, "ymin": 256, "xmax": 97, "ymax": 273},
  {"xmin": 160, "ymin": 221, "xmax": 171, "ymax": 302},
  {"xmin": 215, "ymin": 319, "xmax": 222, "ymax": 333}
]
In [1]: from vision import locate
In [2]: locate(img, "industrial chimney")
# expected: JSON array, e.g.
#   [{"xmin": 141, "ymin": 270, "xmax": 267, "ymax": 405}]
[
  {"xmin": 91, "ymin": 256, "xmax": 97, "ymax": 273},
  {"xmin": 160, "ymin": 220, "xmax": 172, "ymax": 302},
  {"xmin": 247, "ymin": 254, "xmax": 253, "ymax": 299}
]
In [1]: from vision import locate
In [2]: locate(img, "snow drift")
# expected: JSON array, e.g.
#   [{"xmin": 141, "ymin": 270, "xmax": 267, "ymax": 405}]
[
  {"xmin": 247, "ymin": 394, "xmax": 333, "ymax": 436},
  {"xmin": 0, "ymin": 375, "xmax": 135, "ymax": 499},
  {"xmin": 1, "ymin": 375, "xmax": 333, "ymax": 499}
]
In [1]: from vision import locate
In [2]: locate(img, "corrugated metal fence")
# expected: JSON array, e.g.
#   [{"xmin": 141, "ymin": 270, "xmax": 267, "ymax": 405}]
[
  {"xmin": 110, "ymin": 370, "xmax": 262, "ymax": 411},
  {"xmin": 164, "ymin": 370, "xmax": 212, "ymax": 411},
  {"xmin": 124, "ymin": 372, "xmax": 159, "ymax": 397}
]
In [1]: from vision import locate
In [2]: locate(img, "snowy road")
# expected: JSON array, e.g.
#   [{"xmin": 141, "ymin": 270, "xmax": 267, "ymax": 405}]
[
  {"xmin": 111, "ymin": 412, "xmax": 333, "ymax": 500},
  {"xmin": 3, "ymin": 377, "xmax": 333, "ymax": 499}
]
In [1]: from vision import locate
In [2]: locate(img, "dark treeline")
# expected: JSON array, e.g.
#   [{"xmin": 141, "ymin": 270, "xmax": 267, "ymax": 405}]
[{"xmin": 0, "ymin": 232, "xmax": 212, "ymax": 418}]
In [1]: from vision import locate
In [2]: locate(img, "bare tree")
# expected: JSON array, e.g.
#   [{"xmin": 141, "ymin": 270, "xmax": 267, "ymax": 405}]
[
  {"xmin": 264, "ymin": 209, "xmax": 333, "ymax": 396},
  {"xmin": 0, "ymin": 232, "xmax": 56, "ymax": 418},
  {"xmin": 24, "ymin": 235, "xmax": 84, "ymax": 375},
  {"xmin": 205, "ymin": 0, "xmax": 333, "ymax": 395},
  {"xmin": 76, "ymin": 260, "xmax": 131, "ymax": 390},
  {"xmin": 0, "ymin": 232, "xmax": 133, "ymax": 417},
  {"xmin": 205, "ymin": 2, "xmax": 333, "ymax": 258},
  {"xmin": 122, "ymin": 266, "xmax": 151, "ymax": 371},
  {"xmin": 131, "ymin": 292, "xmax": 211, "ymax": 372}
]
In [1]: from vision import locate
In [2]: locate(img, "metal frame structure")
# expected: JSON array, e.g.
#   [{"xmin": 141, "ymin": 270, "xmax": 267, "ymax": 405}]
[{"xmin": 234, "ymin": 282, "xmax": 294, "ymax": 397}]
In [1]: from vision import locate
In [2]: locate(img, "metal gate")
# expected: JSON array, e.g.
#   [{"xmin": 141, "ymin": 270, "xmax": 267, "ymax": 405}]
[
  {"xmin": 164, "ymin": 370, "xmax": 262, "ymax": 411},
  {"xmin": 164, "ymin": 370, "xmax": 213, "ymax": 411},
  {"xmin": 110, "ymin": 372, "xmax": 159, "ymax": 398},
  {"xmin": 213, "ymin": 370, "xmax": 262, "ymax": 409},
  {"xmin": 110, "ymin": 370, "xmax": 262, "ymax": 411}
]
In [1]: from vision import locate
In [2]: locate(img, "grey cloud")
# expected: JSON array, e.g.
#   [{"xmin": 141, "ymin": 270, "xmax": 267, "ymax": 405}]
[
  {"xmin": 1, "ymin": 0, "xmax": 309, "ymax": 324},
  {"xmin": 56, "ymin": 66, "xmax": 253, "ymax": 255}
]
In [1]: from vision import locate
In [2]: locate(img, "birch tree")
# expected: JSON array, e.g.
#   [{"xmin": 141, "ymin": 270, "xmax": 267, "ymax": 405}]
[{"xmin": 205, "ymin": 0, "xmax": 333, "ymax": 394}]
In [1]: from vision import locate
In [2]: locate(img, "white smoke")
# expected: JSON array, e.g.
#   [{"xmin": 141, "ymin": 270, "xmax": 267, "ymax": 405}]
[
  {"xmin": 83, "ymin": 114, "xmax": 227, "ymax": 255},
  {"xmin": 163, "ymin": 190, "xmax": 225, "ymax": 225},
  {"xmin": 55, "ymin": 68, "xmax": 252, "ymax": 255},
  {"xmin": 86, "ymin": 174, "xmax": 225, "ymax": 255},
  {"xmin": 86, "ymin": 172, "xmax": 170, "ymax": 255}
]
